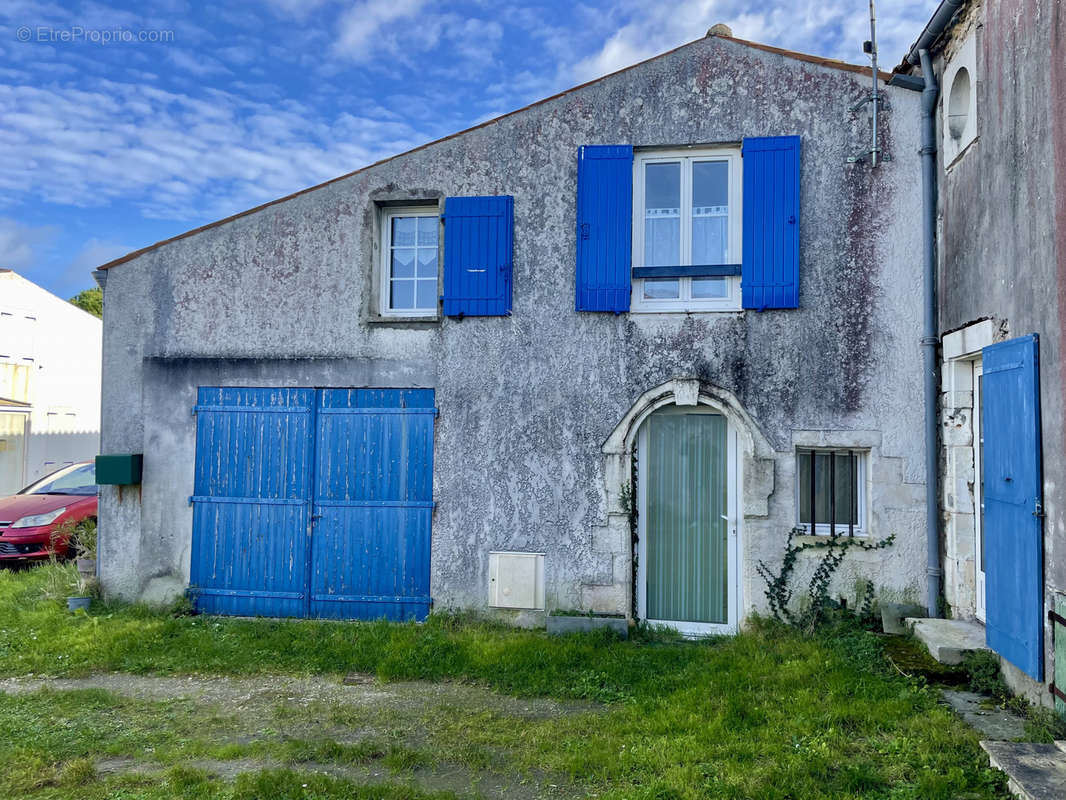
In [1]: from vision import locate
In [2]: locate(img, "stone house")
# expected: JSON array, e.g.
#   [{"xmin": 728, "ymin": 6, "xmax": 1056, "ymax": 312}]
[
  {"xmin": 897, "ymin": 0, "xmax": 1066, "ymax": 706},
  {"xmin": 93, "ymin": 31, "xmax": 928, "ymax": 635}
]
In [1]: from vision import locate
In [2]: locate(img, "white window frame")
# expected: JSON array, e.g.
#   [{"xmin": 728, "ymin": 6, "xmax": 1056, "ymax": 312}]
[
  {"xmin": 794, "ymin": 448, "xmax": 868, "ymax": 537},
  {"xmin": 379, "ymin": 206, "xmax": 440, "ymax": 318},
  {"xmin": 631, "ymin": 147, "xmax": 742, "ymax": 313}
]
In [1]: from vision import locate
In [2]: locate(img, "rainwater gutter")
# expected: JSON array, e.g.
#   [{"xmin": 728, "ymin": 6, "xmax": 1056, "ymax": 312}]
[
  {"xmin": 889, "ymin": 0, "xmax": 966, "ymax": 616},
  {"xmin": 917, "ymin": 49, "xmax": 941, "ymax": 618}
]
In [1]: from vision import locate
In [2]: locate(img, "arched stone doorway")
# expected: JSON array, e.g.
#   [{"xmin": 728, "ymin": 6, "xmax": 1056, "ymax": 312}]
[{"xmin": 599, "ymin": 379, "xmax": 774, "ymax": 633}]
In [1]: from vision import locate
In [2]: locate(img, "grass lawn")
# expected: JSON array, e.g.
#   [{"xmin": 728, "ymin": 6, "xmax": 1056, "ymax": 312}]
[{"xmin": 0, "ymin": 564, "xmax": 1010, "ymax": 799}]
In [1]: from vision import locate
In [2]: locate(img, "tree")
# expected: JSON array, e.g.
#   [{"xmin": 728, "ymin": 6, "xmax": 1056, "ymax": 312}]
[{"xmin": 69, "ymin": 287, "xmax": 102, "ymax": 318}]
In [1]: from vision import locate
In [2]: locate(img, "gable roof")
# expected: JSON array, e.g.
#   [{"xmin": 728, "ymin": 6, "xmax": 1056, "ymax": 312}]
[{"xmin": 97, "ymin": 33, "xmax": 888, "ymax": 272}]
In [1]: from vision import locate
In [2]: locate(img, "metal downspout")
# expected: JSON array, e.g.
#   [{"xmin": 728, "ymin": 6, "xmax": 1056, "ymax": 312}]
[
  {"xmin": 919, "ymin": 49, "xmax": 941, "ymax": 618},
  {"xmin": 906, "ymin": 0, "xmax": 963, "ymax": 66}
]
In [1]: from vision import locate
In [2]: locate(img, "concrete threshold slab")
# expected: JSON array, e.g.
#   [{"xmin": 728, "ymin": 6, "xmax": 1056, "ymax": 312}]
[
  {"xmin": 981, "ymin": 741, "xmax": 1066, "ymax": 800},
  {"xmin": 905, "ymin": 617, "xmax": 989, "ymax": 665}
]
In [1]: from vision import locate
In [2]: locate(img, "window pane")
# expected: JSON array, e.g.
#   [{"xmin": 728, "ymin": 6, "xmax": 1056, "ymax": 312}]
[
  {"xmin": 692, "ymin": 277, "xmax": 727, "ymax": 298},
  {"xmin": 798, "ymin": 450, "xmax": 860, "ymax": 529},
  {"xmin": 644, "ymin": 162, "xmax": 680, "ymax": 267},
  {"xmin": 833, "ymin": 452, "xmax": 858, "ymax": 525},
  {"xmin": 692, "ymin": 161, "xmax": 729, "ymax": 264},
  {"xmin": 416, "ymin": 249, "xmax": 437, "ymax": 278},
  {"xmin": 692, "ymin": 161, "xmax": 728, "ymax": 206},
  {"xmin": 391, "ymin": 249, "xmax": 415, "ymax": 278},
  {"xmin": 643, "ymin": 278, "xmax": 680, "ymax": 299},
  {"xmin": 814, "ymin": 452, "xmax": 832, "ymax": 525},
  {"xmin": 391, "ymin": 216, "xmax": 417, "ymax": 247},
  {"xmin": 415, "ymin": 279, "xmax": 436, "ymax": 310},
  {"xmin": 417, "ymin": 216, "xmax": 438, "ymax": 245},
  {"xmin": 390, "ymin": 279, "xmax": 414, "ymax": 309},
  {"xmin": 798, "ymin": 453, "xmax": 812, "ymax": 524}
]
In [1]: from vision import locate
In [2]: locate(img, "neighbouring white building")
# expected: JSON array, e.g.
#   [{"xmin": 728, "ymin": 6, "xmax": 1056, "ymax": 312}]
[{"xmin": 0, "ymin": 270, "xmax": 102, "ymax": 495}]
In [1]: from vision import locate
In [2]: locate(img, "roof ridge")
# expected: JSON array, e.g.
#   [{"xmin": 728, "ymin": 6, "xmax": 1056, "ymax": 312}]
[{"xmin": 97, "ymin": 33, "xmax": 883, "ymax": 271}]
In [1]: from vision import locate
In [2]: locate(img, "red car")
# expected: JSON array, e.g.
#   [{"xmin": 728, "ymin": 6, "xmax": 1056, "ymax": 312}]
[{"xmin": 0, "ymin": 463, "xmax": 97, "ymax": 562}]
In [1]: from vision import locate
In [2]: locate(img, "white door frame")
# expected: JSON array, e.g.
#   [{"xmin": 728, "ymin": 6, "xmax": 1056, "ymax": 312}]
[
  {"xmin": 635, "ymin": 406, "xmax": 741, "ymax": 636},
  {"xmin": 973, "ymin": 359, "xmax": 986, "ymax": 622}
]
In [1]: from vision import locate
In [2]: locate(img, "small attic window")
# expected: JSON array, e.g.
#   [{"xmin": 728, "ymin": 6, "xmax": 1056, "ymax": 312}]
[
  {"xmin": 379, "ymin": 206, "xmax": 440, "ymax": 317},
  {"xmin": 947, "ymin": 67, "xmax": 971, "ymax": 141},
  {"xmin": 942, "ymin": 33, "xmax": 977, "ymax": 167}
]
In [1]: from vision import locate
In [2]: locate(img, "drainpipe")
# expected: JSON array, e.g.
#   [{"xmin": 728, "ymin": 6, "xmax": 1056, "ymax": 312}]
[
  {"xmin": 918, "ymin": 49, "xmax": 941, "ymax": 618},
  {"xmin": 906, "ymin": 0, "xmax": 963, "ymax": 66}
]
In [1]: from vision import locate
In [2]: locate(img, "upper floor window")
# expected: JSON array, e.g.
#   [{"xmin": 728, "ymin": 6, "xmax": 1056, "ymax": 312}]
[
  {"xmin": 632, "ymin": 148, "xmax": 741, "ymax": 312},
  {"xmin": 380, "ymin": 206, "xmax": 439, "ymax": 317},
  {"xmin": 942, "ymin": 33, "xmax": 977, "ymax": 167}
]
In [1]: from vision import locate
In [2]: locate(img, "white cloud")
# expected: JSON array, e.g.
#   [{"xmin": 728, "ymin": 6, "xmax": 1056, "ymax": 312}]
[
  {"xmin": 0, "ymin": 79, "xmax": 435, "ymax": 222},
  {"xmin": 332, "ymin": 0, "xmax": 431, "ymax": 62},
  {"xmin": 571, "ymin": 0, "xmax": 938, "ymax": 83},
  {"xmin": 261, "ymin": 0, "xmax": 333, "ymax": 19},
  {"xmin": 0, "ymin": 218, "xmax": 58, "ymax": 270}
]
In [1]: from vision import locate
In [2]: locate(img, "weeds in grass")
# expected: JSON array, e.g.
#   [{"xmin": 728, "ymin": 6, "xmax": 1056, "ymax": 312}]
[
  {"xmin": 58, "ymin": 756, "xmax": 96, "ymax": 785},
  {"xmin": 231, "ymin": 770, "xmax": 461, "ymax": 800},
  {"xmin": 960, "ymin": 647, "xmax": 1066, "ymax": 743},
  {"xmin": 1023, "ymin": 705, "xmax": 1066, "ymax": 743},
  {"xmin": 0, "ymin": 564, "xmax": 1013, "ymax": 800},
  {"xmin": 962, "ymin": 650, "xmax": 1010, "ymax": 698}
]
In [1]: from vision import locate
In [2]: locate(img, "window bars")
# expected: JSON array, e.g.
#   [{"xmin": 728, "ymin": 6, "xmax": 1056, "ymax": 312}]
[{"xmin": 800, "ymin": 449, "xmax": 858, "ymax": 537}]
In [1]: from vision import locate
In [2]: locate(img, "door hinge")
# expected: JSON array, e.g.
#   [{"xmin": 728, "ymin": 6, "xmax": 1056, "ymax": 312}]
[{"xmin": 1034, "ymin": 501, "xmax": 1046, "ymax": 518}]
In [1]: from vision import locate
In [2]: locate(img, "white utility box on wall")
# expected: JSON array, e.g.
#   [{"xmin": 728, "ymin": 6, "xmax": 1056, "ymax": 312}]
[{"xmin": 488, "ymin": 551, "xmax": 545, "ymax": 609}]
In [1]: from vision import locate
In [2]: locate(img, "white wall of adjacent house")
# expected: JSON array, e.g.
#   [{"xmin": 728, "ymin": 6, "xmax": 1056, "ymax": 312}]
[{"xmin": 0, "ymin": 270, "xmax": 101, "ymax": 495}]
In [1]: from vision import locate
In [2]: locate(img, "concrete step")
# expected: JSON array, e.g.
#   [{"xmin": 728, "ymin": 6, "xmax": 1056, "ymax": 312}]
[
  {"xmin": 981, "ymin": 741, "xmax": 1066, "ymax": 800},
  {"xmin": 905, "ymin": 616, "xmax": 989, "ymax": 665},
  {"xmin": 942, "ymin": 689, "xmax": 1027, "ymax": 740}
]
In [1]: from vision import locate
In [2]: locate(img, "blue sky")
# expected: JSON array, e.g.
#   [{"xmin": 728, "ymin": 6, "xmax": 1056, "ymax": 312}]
[{"xmin": 0, "ymin": 0, "xmax": 937, "ymax": 298}]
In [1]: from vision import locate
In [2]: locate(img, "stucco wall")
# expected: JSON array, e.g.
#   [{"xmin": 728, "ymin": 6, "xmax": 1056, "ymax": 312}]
[
  {"xmin": 933, "ymin": 0, "xmax": 1063, "ymax": 694},
  {"xmin": 98, "ymin": 34, "xmax": 926, "ymax": 621}
]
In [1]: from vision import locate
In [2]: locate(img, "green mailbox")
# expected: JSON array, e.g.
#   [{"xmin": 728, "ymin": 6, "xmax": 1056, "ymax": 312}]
[{"xmin": 95, "ymin": 454, "xmax": 143, "ymax": 486}]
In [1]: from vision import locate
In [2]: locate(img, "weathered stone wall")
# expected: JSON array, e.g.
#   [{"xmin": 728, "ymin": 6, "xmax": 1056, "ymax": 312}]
[
  {"xmin": 932, "ymin": 0, "xmax": 1064, "ymax": 697},
  {"xmin": 98, "ymin": 34, "xmax": 925, "ymax": 622}
]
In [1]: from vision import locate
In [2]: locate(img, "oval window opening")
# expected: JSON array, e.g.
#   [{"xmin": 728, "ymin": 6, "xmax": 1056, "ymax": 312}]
[{"xmin": 948, "ymin": 67, "xmax": 971, "ymax": 141}]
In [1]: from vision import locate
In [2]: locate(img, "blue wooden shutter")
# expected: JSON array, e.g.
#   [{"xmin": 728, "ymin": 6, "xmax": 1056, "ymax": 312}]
[
  {"xmin": 190, "ymin": 387, "xmax": 315, "ymax": 618},
  {"xmin": 982, "ymin": 334, "xmax": 1044, "ymax": 680},
  {"xmin": 442, "ymin": 195, "xmax": 513, "ymax": 317},
  {"xmin": 575, "ymin": 145, "xmax": 632, "ymax": 312},
  {"xmin": 311, "ymin": 389, "xmax": 434, "ymax": 621},
  {"xmin": 741, "ymin": 136, "xmax": 800, "ymax": 310}
]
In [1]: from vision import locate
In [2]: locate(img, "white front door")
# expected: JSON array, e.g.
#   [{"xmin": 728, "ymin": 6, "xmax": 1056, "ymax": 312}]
[
  {"xmin": 973, "ymin": 360, "xmax": 986, "ymax": 622},
  {"xmin": 636, "ymin": 406, "xmax": 740, "ymax": 636}
]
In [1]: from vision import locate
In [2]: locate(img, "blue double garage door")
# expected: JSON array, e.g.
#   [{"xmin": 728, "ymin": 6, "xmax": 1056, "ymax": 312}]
[{"xmin": 189, "ymin": 387, "xmax": 434, "ymax": 621}]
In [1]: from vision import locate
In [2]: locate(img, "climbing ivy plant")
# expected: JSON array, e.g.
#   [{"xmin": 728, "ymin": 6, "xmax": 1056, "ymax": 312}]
[{"xmin": 756, "ymin": 527, "xmax": 895, "ymax": 634}]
